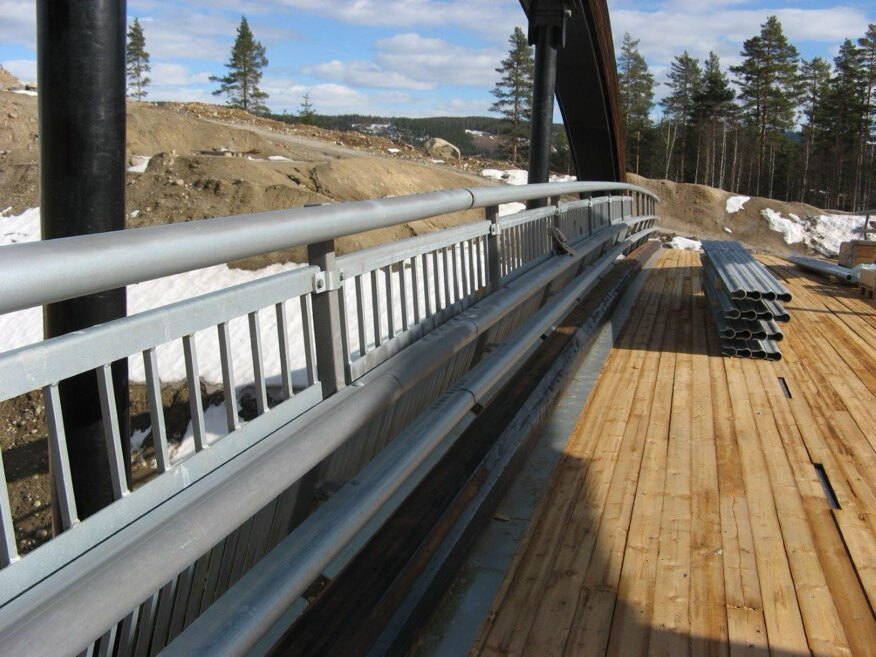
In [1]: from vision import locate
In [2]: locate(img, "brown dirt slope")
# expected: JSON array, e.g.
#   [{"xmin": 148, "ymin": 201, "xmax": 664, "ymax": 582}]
[{"xmin": 628, "ymin": 173, "xmax": 826, "ymax": 256}]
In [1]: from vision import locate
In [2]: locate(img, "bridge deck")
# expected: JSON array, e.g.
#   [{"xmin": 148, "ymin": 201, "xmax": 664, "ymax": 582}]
[{"xmin": 469, "ymin": 249, "xmax": 876, "ymax": 657}]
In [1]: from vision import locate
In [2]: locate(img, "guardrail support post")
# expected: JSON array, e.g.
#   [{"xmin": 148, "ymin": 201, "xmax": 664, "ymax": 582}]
[
  {"xmin": 307, "ymin": 240, "xmax": 346, "ymax": 397},
  {"xmin": 37, "ymin": 0, "xmax": 129, "ymax": 518}
]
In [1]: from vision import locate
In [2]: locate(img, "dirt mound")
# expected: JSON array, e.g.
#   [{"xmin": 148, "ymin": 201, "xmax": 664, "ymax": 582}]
[
  {"xmin": 0, "ymin": 66, "xmax": 20, "ymax": 89},
  {"xmin": 628, "ymin": 173, "xmax": 825, "ymax": 255}
]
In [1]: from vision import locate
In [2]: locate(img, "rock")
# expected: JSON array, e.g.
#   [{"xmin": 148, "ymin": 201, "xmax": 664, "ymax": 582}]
[{"xmin": 424, "ymin": 137, "xmax": 461, "ymax": 160}]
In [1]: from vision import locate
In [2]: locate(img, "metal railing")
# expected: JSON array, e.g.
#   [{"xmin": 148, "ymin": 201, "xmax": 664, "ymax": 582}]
[{"xmin": 0, "ymin": 180, "xmax": 657, "ymax": 656}]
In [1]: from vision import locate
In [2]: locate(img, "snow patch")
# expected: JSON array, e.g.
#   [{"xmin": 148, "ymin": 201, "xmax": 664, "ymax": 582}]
[
  {"xmin": 481, "ymin": 168, "xmax": 577, "ymax": 186},
  {"xmin": 172, "ymin": 404, "xmax": 233, "ymax": 464},
  {"xmin": 12, "ymin": 89, "xmax": 37, "ymax": 97},
  {"xmin": 386, "ymin": 148, "xmax": 400, "ymax": 154},
  {"xmin": 725, "ymin": 195, "xmax": 750, "ymax": 214},
  {"xmin": 668, "ymin": 236, "xmax": 702, "ymax": 251},
  {"xmin": 761, "ymin": 208, "xmax": 863, "ymax": 256},
  {"xmin": 723, "ymin": 227, "xmax": 733, "ymax": 234},
  {"xmin": 267, "ymin": 155, "xmax": 291, "ymax": 161},
  {"xmin": 128, "ymin": 155, "xmax": 151, "ymax": 173}
]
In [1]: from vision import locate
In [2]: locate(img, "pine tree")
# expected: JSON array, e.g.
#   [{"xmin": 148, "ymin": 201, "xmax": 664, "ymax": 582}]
[
  {"xmin": 731, "ymin": 16, "xmax": 800, "ymax": 196},
  {"xmin": 211, "ymin": 16, "xmax": 269, "ymax": 114},
  {"xmin": 856, "ymin": 24, "xmax": 876, "ymax": 210},
  {"xmin": 694, "ymin": 52, "xmax": 736, "ymax": 188},
  {"xmin": 661, "ymin": 52, "xmax": 702, "ymax": 180},
  {"xmin": 298, "ymin": 93, "xmax": 316, "ymax": 125},
  {"xmin": 126, "ymin": 18, "xmax": 150, "ymax": 101},
  {"xmin": 798, "ymin": 57, "xmax": 832, "ymax": 203},
  {"xmin": 617, "ymin": 32, "xmax": 655, "ymax": 175},
  {"xmin": 490, "ymin": 27, "xmax": 534, "ymax": 165}
]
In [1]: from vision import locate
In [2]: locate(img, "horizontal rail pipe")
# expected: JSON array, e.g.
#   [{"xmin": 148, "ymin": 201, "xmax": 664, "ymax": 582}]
[
  {"xmin": 0, "ymin": 220, "xmax": 655, "ymax": 657},
  {"xmin": 788, "ymin": 256, "xmax": 856, "ymax": 283},
  {"xmin": 0, "ymin": 182, "xmax": 657, "ymax": 315}
]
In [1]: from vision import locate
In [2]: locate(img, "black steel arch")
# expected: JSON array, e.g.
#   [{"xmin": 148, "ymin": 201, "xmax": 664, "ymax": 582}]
[{"xmin": 520, "ymin": 0, "xmax": 625, "ymax": 182}]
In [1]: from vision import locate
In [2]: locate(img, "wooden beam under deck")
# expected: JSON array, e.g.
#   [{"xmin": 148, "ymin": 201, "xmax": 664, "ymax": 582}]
[{"xmin": 470, "ymin": 249, "xmax": 876, "ymax": 657}]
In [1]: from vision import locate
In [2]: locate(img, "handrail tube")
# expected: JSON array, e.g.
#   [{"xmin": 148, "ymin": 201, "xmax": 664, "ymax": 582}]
[
  {"xmin": 0, "ymin": 224, "xmax": 648, "ymax": 655},
  {"xmin": 0, "ymin": 182, "xmax": 658, "ymax": 315},
  {"xmin": 788, "ymin": 255, "xmax": 856, "ymax": 283},
  {"xmin": 160, "ymin": 239, "xmax": 633, "ymax": 657}
]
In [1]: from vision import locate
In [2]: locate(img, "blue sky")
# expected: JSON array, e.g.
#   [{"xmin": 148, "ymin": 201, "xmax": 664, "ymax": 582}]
[{"xmin": 1, "ymin": 1, "xmax": 873, "ymax": 117}]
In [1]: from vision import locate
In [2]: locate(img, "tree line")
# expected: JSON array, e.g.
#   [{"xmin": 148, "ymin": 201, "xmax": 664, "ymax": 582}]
[{"xmin": 619, "ymin": 17, "xmax": 876, "ymax": 211}]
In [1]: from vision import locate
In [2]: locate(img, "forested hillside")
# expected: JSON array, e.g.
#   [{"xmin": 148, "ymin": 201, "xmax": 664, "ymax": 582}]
[{"xmin": 617, "ymin": 19, "xmax": 875, "ymax": 212}]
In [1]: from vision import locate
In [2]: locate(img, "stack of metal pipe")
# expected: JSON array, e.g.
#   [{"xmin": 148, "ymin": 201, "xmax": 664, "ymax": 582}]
[{"xmin": 700, "ymin": 240, "xmax": 791, "ymax": 361}]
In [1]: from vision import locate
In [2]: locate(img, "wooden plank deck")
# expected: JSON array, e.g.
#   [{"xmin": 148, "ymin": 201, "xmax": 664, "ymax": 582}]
[{"xmin": 470, "ymin": 249, "xmax": 876, "ymax": 657}]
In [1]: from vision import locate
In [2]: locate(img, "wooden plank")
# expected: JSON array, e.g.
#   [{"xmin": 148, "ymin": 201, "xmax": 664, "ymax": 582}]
[
  {"xmin": 723, "ymin": 357, "xmax": 809, "ymax": 655},
  {"xmin": 706, "ymin": 321, "xmax": 767, "ymax": 657},
  {"xmin": 473, "ymin": 252, "xmax": 673, "ymax": 657},
  {"xmin": 687, "ymin": 272, "xmax": 729, "ymax": 657},
  {"xmin": 603, "ymin": 252, "xmax": 684, "ymax": 657},
  {"xmin": 743, "ymin": 360, "xmax": 851, "ymax": 657}
]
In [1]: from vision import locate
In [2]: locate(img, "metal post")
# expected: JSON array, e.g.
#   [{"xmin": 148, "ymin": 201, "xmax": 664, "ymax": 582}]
[
  {"xmin": 485, "ymin": 206, "xmax": 503, "ymax": 292},
  {"xmin": 38, "ymin": 0, "xmax": 129, "ymax": 518},
  {"xmin": 307, "ymin": 240, "xmax": 346, "ymax": 397},
  {"xmin": 527, "ymin": 0, "xmax": 569, "ymax": 208}
]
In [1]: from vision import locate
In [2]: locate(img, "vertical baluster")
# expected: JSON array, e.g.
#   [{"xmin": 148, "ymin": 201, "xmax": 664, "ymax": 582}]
[
  {"xmin": 182, "ymin": 335, "xmax": 206, "ymax": 452},
  {"xmin": 248, "ymin": 311, "xmax": 268, "ymax": 415},
  {"xmin": 443, "ymin": 247, "xmax": 453, "ymax": 305},
  {"xmin": 143, "ymin": 349, "xmax": 170, "ymax": 472},
  {"xmin": 300, "ymin": 295, "xmax": 318, "ymax": 388},
  {"xmin": 478, "ymin": 235, "xmax": 488, "ymax": 287},
  {"xmin": 371, "ymin": 269, "xmax": 383, "ymax": 347},
  {"xmin": 275, "ymin": 303, "xmax": 293, "ymax": 401},
  {"xmin": 384, "ymin": 265, "xmax": 396, "ymax": 338},
  {"xmin": 466, "ymin": 239, "xmax": 476, "ymax": 295},
  {"xmin": 355, "ymin": 276, "xmax": 367, "ymax": 357},
  {"xmin": 399, "ymin": 259, "xmax": 410, "ymax": 330},
  {"xmin": 115, "ymin": 607, "xmax": 140, "ymax": 657},
  {"xmin": 423, "ymin": 253, "xmax": 434, "ymax": 316},
  {"xmin": 43, "ymin": 383, "xmax": 79, "ymax": 529},
  {"xmin": 0, "ymin": 448, "xmax": 18, "ymax": 566},
  {"xmin": 216, "ymin": 323, "xmax": 239, "ymax": 434},
  {"xmin": 412, "ymin": 254, "xmax": 423, "ymax": 324},
  {"xmin": 450, "ymin": 244, "xmax": 464, "ymax": 301},
  {"xmin": 96, "ymin": 364, "xmax": 129, "ymax": 499},
  {"xmin": 336, "ymin": 285, "xmax": 352, "ymax": 379},
  {"xmin": 96, "ymin": 625, "xmax": 118, "ymax": 657}
]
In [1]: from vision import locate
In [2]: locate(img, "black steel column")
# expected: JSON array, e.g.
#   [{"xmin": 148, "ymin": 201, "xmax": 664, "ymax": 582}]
[
  {"xmin": 38, "ymin": 0, "xmax": 130, "ymax": 517},
  {"xmin": 527, "ymin": 0, "xmax": 569, "ymax": 208}
]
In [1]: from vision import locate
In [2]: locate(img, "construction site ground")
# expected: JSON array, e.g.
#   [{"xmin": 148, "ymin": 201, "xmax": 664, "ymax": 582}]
[{"xmin": 466, "ymin": 248, "xmax": 876, "ymax": 657}]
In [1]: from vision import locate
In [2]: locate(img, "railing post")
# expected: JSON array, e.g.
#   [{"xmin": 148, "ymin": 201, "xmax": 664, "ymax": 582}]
[
  {"xmin": 486, "ymin": 205, "xmax": 503, "ymax": 292},
  {"xmin": 307, "ymin": 240, "xmax": 346, "ymax": 397}
]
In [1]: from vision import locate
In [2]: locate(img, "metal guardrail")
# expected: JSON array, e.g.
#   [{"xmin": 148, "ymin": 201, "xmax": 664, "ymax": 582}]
[{"xmin": 0, "ymin": 180, "xmax": 658, "ymax": 656}]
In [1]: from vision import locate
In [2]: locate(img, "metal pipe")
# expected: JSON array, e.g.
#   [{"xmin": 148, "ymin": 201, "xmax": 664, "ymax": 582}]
[
  {"xmin": 37, "ymin": 0, "xmax": 129, "ymax": 517},
  {"xmin": 788, "ymin": 256, "xmax": 856, "ymax": 283},
  {"xmin": 0, "ymin": 182, "xmax": 657, "ymax": 316}
]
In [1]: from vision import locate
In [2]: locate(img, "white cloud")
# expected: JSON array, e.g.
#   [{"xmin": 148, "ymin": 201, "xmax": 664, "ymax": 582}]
[
  {"xmin": 304, "ymin": 33, "xmax": 501, "ymax": 92},
  {"xmin": 0, "ymin": 1, "xmax": 34, "ymax": 48},
  {"xmin": 151, "ymin": 63, "xmax": 212, "ymax": 88}
]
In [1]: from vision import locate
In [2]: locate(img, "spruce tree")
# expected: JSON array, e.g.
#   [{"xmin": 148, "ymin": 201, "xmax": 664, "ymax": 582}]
[
  {"xmin": 617, "ymin": 32, "xmax": 655, "ymax": 175},
  {"xmin": 731, "ymin": 16, "xmax": 800, "ymax": 195},
  {"xmin": 298, "ymin": 93, "xmax": 316, "ymax": 125},
  {"xmin": 126, "ymin": 18, "xmax": 150, "ymax": 101},
  {"xmin": 211, "ymin": 16, "xmax": 269, "ymax": 114},
  {"xmin": 490, "ymin": 27, "xmax": 534, "ymax": 165},
  {"xmin": 661, "ymin": 52, "xmax": 702, "ymax": 180}
]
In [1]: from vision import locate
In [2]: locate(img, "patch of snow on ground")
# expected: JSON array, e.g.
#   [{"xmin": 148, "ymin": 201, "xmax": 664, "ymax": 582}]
[
  {"xmin": 127, "ymin": 155, "xmax": 151, "ymax": 173},
  {"xmin": 172, "ymin": 404, "xmax": 232, "ymax": 463},
  {"xmin": 725, "ymin": 195, "xmax": 750, "ymax": 214},
  {"xmin": 761, "ymin": 208, "xmax": 807, "ymax": 246},
  {"xmin": 481, "ymin": 168, "xmax": 577, "ymax": 186},
  {"xmin": 12, "ymin": 89, "xmax": 37, "ymax": 97},
  {"xmin": 761, "ymin": 208, "xmax": 863, "ymax": 255},
  {"xmin": 267, "ymin": 155, "xmax": 291, "ymax": 161},
  {"xmin": 386, "ymin": 148, "xmax": 400, "ymax": 154},
  {"xmin": 724, "ymin": 227, "xmax": 733, "ymax": 233},
  {"xmin": 668, "ymin": 236, "xmax": 702, "ymax": 251}
]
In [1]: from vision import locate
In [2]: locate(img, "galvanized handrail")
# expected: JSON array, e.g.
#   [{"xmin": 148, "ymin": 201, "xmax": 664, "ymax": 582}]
[
  {"xmin": 0, "ymin": 180, "xmax": 658, "ymax": 657},
  {"xmin": 0, "ymin": 181, "xmax": 656, "ymax": 315}
]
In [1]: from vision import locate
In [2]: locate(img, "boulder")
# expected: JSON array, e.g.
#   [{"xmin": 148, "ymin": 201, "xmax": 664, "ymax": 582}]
[{"xmin": 424, "ymin": 137, "xmax": 461, "ymax": 160}]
